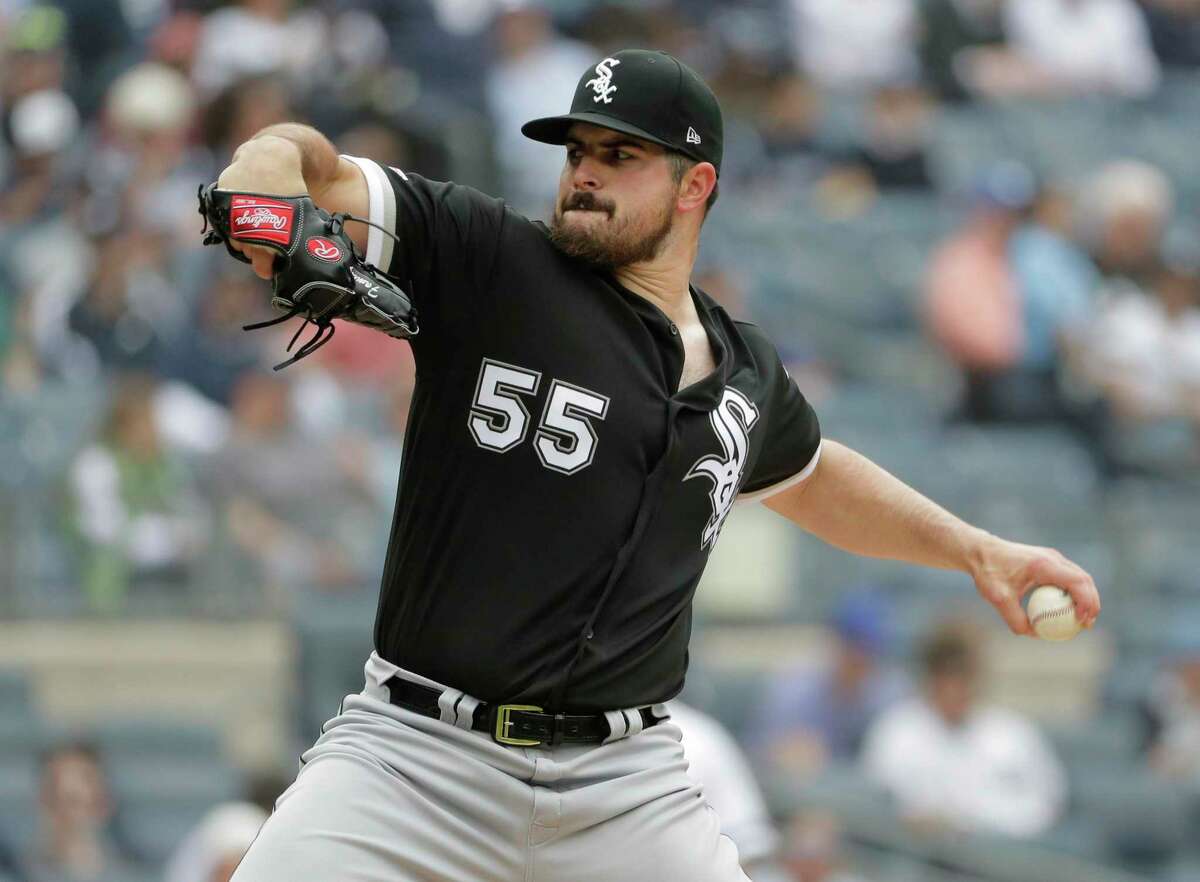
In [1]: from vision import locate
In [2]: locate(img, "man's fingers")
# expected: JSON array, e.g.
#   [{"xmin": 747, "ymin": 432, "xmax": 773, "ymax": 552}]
[
  {"xmin": 250, "ymin": 249, "xmax": 276, "ymax": 280},
  {"xmin": 994, "ymin": 592, "xmax": 1034, "ymax": 637},
  {"xmin": 1028, "ymin": 555, "xmax": 1102, "ymax": 627},
  {"xmin": 229, "ymin": 240, "xmax": 277, "ymax": 280}
]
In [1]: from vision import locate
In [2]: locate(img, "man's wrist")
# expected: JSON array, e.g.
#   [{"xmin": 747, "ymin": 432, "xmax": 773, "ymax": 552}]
[{"xmin": 956, "ymin": 525, "xmax": 997, "ymax": 578}]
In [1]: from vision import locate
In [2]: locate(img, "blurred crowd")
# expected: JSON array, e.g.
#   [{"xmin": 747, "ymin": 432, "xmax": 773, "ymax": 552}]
[
  {"xmin": 2, "ymin": 0, "xmax": 1199, "ymax": 613},
  {"xmin": 2, "ymin": 0, "xmax": 1200, "ymax": 880}
]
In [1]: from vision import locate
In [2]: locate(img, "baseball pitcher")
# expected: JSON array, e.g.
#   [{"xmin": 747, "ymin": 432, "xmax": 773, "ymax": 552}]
[{"xmin": 200, "ymin": 49, "xmax": 1101, "ymax": 882}]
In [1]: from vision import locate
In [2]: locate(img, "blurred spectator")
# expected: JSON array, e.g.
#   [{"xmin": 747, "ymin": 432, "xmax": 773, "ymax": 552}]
[
  {"xmin": 753, "ymin": 592, "xmax": 907, "ymax": 778},
  {"xmin": 917, "ymin": 0, "xmax": 1007, "ymax": 101},
  {"xmin": 357, "ymin": 369, "xmax": 416, "ymax": 514},
  {"xmin": 67, "ymin": 373, "xmax": 211, "ymax": 613},
  {"xmin": 788, "ymin": 0, "xmax": 920, "ymax": 90},
  {"xmin": 1141, "ymin": 0, "xmax": 1200, "ymax": 68},
  {"xmin": 861, "ymin": 620, "xmax": 1066, "ymax": 838},
  {"xmin": 757, "ymin": 74, "xmax": 825, "ymax": 162},
  {"xmin": 200, "ymin": 74, "xmax": 294, "ymax": 165},
  {"xmin": 1, "ymin": 5, "xmax": 71, "ymax": 131},
  {"xmin": 21, "ymin": 739, "xmax": 142, "ymax": 881},
  {"xmin": 1071, "ymin": 244, "xmax": 1200, "ymax": 426},
  {"xmin": 1079, "ymin": 159, "xmax": 1173, "ymax": 287},
  {"xmin": 163, "ymin": 802, "xmax": 268, "ymax": 882},
  {"xmin": 1144, "ymin": 647, "xmax": 1200, "ymax": 787},
  {"xmin": 67, "ymin": 226, "xmax": 178, "ymax": 374},
  {"xmin": 779, "ymin": 812, "xmax": 869, "ymax": 882},
  {"xmin": 923, "ymin": 163, "xmax": 1031, "ymax": 419},
  {"xmin": 669, "ymin": 701, "xmax": 791, "ymax": 882},
  {"xmin": 53, "ymin": 0, "xmax": 140, "ymax": 118},
  {"xmin": 0, "ymin": 130, "xmax": 91, "ymax": 387},
  {"xmin": 3, "ymin": 88, "xmax": 80, "ymax": 212},
  {"xmin": 1001, "ymin": 0, "xmax": 1160, "ymax": 97},
  {"xmin": 206, "ymin": 371, "xmax": 380, "ymax": 598},
  {"xmin": 93, "ymin": 62, "xmax": 211, "ymax": 249},
  {"xmin": 485, "ymin": 4, "xmax": 595, "ymax": 216},
  {"xmin": 190, "ymin": 0, "xmax": 327, "ymax": 99},
  {"xmin": 840, "ymin": 83, "xmax": 934, "ymax": 191},
  {"xmin": 158, "ymin": 268, "xmax": 273, "ymax": 407},
  {"xmin": 368, "ymin": 0, "xmax": 494, "ymax": 113},
  {"xmin": 1008, "ymin": 186, "xmax": 1099, "ymax": 377}
]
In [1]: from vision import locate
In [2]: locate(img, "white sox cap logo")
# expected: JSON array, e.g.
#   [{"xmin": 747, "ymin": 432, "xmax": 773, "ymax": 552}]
[
  {"xmin": 686, "ymin": 126, "xmax": 701, "ymax": 145},
  {"xmin": 586, "ymin": 58, "xmax": 620, "ymax": 104},
  {"xmin": 685, "ymin": 387, "xmax": 759, "ymax": 549}
]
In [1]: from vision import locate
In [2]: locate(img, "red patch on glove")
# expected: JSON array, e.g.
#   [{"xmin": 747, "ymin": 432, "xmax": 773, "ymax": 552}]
[{"xmin": 230, "ymin": 196, "xmax": 295, "ymax": 248}]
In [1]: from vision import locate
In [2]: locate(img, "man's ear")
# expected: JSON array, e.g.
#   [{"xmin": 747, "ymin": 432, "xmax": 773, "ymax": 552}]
[{"xmin": 678, "ymin": 161, "xmax": 716, "ymax": 214}]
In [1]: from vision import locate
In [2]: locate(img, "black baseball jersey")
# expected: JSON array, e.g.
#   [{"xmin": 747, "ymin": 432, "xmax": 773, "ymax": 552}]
[{"xmin": 344, "ymin": 155, "xmax": 822, "ymax": 713}]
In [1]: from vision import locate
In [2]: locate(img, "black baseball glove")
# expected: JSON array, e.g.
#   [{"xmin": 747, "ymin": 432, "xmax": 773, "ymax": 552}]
[{"xmin": 198, "ymin": 183, "xmax": 418, "ymax": 370}]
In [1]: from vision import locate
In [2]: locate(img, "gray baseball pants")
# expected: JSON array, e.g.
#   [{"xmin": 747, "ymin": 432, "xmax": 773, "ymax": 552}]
[{"xmin": 231, "ymin": 652, "xmax": 750, "ymax": 882}]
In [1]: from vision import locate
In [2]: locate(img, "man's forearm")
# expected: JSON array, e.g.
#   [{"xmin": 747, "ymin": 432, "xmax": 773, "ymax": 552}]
[{"xmin": 764, "ymin": 440, "xmax": 988, "ymax": 573}]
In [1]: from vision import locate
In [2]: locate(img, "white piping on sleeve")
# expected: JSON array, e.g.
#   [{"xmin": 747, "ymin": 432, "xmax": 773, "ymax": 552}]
[
  {"xmin": 737, "ymin": 439, "xmax": 823, "ymax": 504},
  {"xmin": 340, "ymin": 154, "xmax": 389, "ymax": 267}
]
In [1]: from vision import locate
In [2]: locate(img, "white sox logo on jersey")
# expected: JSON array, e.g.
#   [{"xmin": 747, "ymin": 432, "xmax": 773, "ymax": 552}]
[
  {"xmin": 685, "ymin": 387, "xmax": 759, "ymax": 549},
  {"xmin": 586, "ymin": 58, "xmax": 620, "ymax": 104}
]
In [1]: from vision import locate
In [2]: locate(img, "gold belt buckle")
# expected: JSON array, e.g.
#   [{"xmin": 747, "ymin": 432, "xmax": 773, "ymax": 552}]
[{"xmin": 493, "ymin": 704, "xmax": 543, "ymax": 746}]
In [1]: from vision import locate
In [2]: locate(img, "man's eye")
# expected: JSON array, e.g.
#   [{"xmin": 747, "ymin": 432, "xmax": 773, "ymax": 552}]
[{"xmin": 615, "ymin": 151, "xmax": 633, "ymax": 161}]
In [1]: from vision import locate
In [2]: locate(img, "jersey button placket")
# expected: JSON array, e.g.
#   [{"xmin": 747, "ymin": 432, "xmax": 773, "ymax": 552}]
[{"xmin": 668, "ymin": 322, "xmax": 679, "ymax": 336}]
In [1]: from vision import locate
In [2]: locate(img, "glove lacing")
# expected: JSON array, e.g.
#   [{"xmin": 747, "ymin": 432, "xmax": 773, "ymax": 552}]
[{"xmin": 242, "ymin": 213, "xmax": 408, "ymax": 371}]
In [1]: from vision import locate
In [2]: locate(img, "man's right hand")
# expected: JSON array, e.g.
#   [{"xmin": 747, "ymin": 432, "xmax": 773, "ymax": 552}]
[
  {"xmin": 213, "ymin": 126, "xmax": 371, "ymax": 275},
  {"xmin": 216, "ymin": 134, "xmax": 310, "ymax": 279}
]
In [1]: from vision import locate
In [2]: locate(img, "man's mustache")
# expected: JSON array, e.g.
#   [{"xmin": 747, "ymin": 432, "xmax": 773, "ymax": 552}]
[{"xmin": 561, "ymin": 192, "xmax": 615, "ymax": 216}]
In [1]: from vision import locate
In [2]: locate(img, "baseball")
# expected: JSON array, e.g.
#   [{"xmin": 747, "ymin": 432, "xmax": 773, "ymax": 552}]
[{"xmin": 1026, "ymin": 586, "xmax": 1082, "ymax": 641}]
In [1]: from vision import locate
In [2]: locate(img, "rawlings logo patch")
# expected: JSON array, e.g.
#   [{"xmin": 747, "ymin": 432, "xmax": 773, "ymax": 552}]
[
  {"xmin": 306, "ymin": 237, "xmax": 342, "ymax": 262},
  {"xmin": 230, "ymin": 197, "xmax": 294, "ymax": 247}
]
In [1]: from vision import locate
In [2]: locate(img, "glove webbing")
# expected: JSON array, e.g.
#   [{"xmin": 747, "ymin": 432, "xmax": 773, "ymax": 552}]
[{"xmin": 243, "ymin": 212, "xmax": 407, "ymax": 371}]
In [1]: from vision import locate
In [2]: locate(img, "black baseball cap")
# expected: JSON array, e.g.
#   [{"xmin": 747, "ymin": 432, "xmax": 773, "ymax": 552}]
[{"xmin": 522, "ymin": 48, "xmax": 723, "ymax": 175}]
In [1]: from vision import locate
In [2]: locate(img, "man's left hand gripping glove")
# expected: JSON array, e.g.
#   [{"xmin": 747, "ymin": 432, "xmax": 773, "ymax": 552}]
[{"xmin": 198, "ymin": 184, "xmax": 418, "ymax": 370}]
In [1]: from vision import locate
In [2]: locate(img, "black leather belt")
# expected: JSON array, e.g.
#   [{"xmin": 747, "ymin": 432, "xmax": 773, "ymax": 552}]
[{"xmin": 385, "ymin": 677, "xmax": 664, "ymax": 747}]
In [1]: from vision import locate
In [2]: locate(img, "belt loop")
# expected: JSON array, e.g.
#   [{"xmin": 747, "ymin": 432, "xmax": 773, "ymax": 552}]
[
  {"xmin": 437, "ymin": 688, "xmax": 464, "ymax": 726},
  {"xmin": 621, "ymin": 707, "xmax": 646, "ymax": 739},
  {"xmin": 453, "ymin": 694, "xmax": 480, "ymax": 731},
  {"xmin": 551, "ymin": 713, "xmax": 566, "ymax": 747},
  {"xmin": 602, "ymin": 709, "xmax": 629, "ymax": 744}
]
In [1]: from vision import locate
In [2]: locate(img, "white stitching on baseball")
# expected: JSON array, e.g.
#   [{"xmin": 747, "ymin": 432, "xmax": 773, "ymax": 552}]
[{"xmin": 1031, "ymin": 607, "xmax": 1072, "ymax": 625}]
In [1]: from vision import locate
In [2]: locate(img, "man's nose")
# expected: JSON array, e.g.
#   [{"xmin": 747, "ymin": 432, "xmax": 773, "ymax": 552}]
[{"xmin": 571, "ymin": 156, "xmax": 602, "ymax": 190}]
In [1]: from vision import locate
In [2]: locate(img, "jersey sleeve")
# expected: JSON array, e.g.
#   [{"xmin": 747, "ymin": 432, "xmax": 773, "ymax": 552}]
[
  {"xmin": 737, "ymin": 326, "xmax": 822, "ymax": 502},
  {"xmin": 340, "ymin": 155, "xmax": 508, "ymax": 334}
]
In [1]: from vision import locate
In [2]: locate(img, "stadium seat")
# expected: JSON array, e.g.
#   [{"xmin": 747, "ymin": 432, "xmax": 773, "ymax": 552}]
[
  {"xmin": 1046, "ymin": 711, "xmax": 1142, "ymax": 785},
  {"xmin": 91, "ymin": 719, "xmax": 225, "ymax": 763},
  {"xmin": 676, "ymin": 666, "xmax": 766, "ymax": 744},
  {"xmin": 0, "ymin": 757, "xmax": 37, "ymax": 857},
  {"xmin": 1166, "ymin": 856, "xmax": 1200, "ymax": 882},
  {"xmin": 119, "ymin": 800, "xmax": 220, "ymax": 865},
  {"xmin": 1070, "ymin": 769, "xmax": 1189, "ymax": 865},
  {"xmin": 291, "ymin": 590, "xmax": 377, "ymax": 740},
  {"xmin": 108, "ymin": 760, "xmax": 242, "ymax": 805}
]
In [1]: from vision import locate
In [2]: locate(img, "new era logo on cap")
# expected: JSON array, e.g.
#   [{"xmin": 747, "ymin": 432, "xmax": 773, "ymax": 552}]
[{"xmin": 686, "ymin": 126, "xmax": 701, "ymax": 145}]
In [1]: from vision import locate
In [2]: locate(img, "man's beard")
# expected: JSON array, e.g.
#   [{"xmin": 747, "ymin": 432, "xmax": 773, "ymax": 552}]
[{"xmin": 548, "ymin": 190, "xmax": 675, "ymax": 271}]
